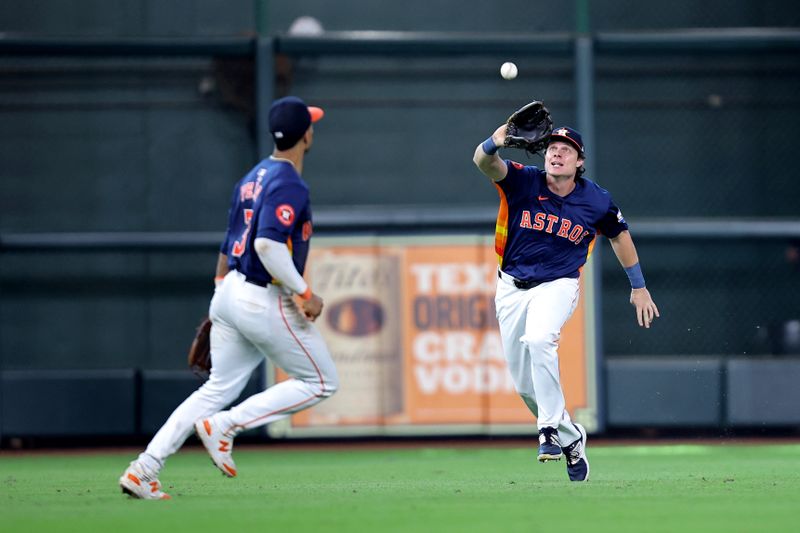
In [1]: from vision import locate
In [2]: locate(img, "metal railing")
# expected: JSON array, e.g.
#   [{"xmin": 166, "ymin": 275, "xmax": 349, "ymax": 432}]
[
  {"xmin": 2, "ymin": 217, "xmax": 800, "ymax": 252},
  {"xmin": 3, "ymin": 28, "xmax": 799, "ymax": 157},
  {"xmin": 4, "ymin": 28, "xmax": 797, "ymax": 56}
]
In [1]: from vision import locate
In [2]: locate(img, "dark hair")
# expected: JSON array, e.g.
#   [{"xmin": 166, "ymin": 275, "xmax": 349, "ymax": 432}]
[{"xmin": 577, "ymin": 154, "xmax": 586, "ymax": 177}]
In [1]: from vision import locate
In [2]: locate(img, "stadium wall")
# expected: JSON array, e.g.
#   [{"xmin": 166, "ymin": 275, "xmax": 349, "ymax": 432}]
[{"xmin": 1, "ymin": 1, "xmax": 799, "ymax": 442}]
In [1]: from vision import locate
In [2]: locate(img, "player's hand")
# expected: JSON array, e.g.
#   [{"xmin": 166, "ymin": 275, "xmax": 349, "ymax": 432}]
[
  {"xmin": 490, "ymin": 124, "xmax": 508, "ymax": 148},
  {"xmin": 630, "ymin": 288, "xmax": 659, "ymax": 328},
  {"xmin": 301, "ymin": 293, "xmax": 324, "ymax": 322}
]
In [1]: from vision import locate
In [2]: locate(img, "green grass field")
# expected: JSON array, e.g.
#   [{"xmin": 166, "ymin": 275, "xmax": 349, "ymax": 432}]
[{"xmin": 1, "ymin": 442, "xmax": 798, "ymax": 533}]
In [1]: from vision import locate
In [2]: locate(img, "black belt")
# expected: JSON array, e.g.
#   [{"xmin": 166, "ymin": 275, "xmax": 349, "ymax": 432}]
[
  {"xmin": 498, "ymin": 270, "xmax": 542, "ymax": 290},
  {"xmin": 244, "ymin": 276, "xmax": 268, "ymax": 287}
]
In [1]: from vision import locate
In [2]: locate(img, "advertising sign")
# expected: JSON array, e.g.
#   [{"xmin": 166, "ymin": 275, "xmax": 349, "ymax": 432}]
[{"xmin": 270, "ymin": 236, "xmax": 597, "ymax": 436}]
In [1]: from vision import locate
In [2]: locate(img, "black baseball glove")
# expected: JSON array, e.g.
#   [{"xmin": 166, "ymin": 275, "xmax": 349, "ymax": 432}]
[
  {"xmin": 187, "ymin": 317, "xmax": 212, "ymax": 380},
  {"xmin": 504, "ymin": 101, "xmax": 553, "ymax": 154}
]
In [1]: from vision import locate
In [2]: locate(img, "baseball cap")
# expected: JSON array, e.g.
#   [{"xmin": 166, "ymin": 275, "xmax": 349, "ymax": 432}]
[
  {"xmin": 549, "ymin": 126, "xmax": 585, "ymax": 156},
  {"xmin": 269, "ymin": 96, "xmax": 325, "ymax": 150}
]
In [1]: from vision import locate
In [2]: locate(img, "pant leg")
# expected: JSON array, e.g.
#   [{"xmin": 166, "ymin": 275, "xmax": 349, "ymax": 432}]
[
  {"xmin": 495, "ymin": 273, "xmax": 539, "ymax": 417},
  {"xmin": 144, "ymin": 277, "xmax": 262, "ymax": 463},
  {"xmin": 218, "ymin": 277, "xmax": 338, "ymax": 434},
  {"xmin": 522, "ymin": 277, "xmax": 582, "ymax": 444}
]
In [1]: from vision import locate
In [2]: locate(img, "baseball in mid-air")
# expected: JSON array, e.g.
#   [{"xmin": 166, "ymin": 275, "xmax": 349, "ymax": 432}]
[{"xmin": 500, "ymin": 62, "xmax": 518, "ymax": 80}]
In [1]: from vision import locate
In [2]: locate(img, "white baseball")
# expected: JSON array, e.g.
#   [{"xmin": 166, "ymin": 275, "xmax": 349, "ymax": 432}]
[{"xmin": 500, "ymin": 62, "xmax": 518, "ymax": 80}]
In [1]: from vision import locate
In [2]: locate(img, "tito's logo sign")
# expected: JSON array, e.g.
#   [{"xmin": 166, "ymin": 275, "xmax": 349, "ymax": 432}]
[{"xmin": 326, "ymin": 298, "xmax": 385, "ymax": 337}]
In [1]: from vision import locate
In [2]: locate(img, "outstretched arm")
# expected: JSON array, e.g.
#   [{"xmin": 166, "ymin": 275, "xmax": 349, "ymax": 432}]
[
  {"xmin": 473, "ymin": 124, "xmax": 510, "ymax": 182},
  {"xmin": 609, "ymin": 230, "xmax": 660, "ymax": 328}
]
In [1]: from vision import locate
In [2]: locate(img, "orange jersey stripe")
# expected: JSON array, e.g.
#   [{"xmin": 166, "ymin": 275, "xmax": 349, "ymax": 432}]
[
  {"xmin": 493, "ymin": 183, "xmax": 509, "ymax": 265},
  {"xmin": 577, "ymin": 235, "xmax": 598, "ymax": 275},
  {"xmin": 585, "ymin": 235, "xmax": 597, "ymax": 260}
]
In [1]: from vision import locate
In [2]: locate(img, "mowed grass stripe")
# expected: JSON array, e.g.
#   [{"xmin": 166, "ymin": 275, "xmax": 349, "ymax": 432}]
[{"xmin": 0, "ymin": 444, "xmax": 797, "ymax": 533}]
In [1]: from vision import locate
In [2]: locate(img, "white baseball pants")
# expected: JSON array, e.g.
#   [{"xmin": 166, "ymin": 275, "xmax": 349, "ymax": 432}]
[
  {"xmin": 144, "ymin": 270, "xmax": 338, "ymax": 464},
  {"xmin": 495, "ymin": 271, "xmax": 582, "ymax": 445}
]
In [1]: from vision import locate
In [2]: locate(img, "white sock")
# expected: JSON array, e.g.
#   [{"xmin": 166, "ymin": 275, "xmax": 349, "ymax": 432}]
[
  {"xmin": 214, "ymin": 411, "xmax": 238, "ymax": 438},
  {"xmin": 137, "ymin": 452, "xmax": 163, "ymax": 473}
]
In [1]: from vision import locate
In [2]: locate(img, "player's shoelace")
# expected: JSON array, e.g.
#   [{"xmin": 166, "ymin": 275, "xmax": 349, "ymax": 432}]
[
  {"xmin": 539, "ymin": 427, "xmax": 560, "ymax": 447},
  {"xmin": 564, "ymin": 439, "xmax": 583, "ymax": 465}
]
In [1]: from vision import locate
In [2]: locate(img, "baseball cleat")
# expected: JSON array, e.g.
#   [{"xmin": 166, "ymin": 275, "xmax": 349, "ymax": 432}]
[
  {"xmin": 119, "ymin": 461, "xmax": 171, "ymax": 500},
  {"xmin": 562, "ymin": 422, "xmax": 590, "ymax": 482},
  {"xmin": 195, "ymin": 416, "xmax": 238, "ymax": 477},
  {"xmin": 537, "ymin": 426, "xmax": 562, "ymax": 462}
]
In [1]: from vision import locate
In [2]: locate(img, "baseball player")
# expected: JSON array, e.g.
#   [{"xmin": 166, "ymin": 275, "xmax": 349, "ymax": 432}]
[
  {"xmin": 473, "ymin": 121, "xmax": 659, "ymax": 482},
  {"xmin": 120, "ymin": 96, "xmax": 338, "ymax": 499}
]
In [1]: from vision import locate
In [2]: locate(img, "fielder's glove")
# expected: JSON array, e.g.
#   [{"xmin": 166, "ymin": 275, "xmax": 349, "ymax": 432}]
[
  {"xmin": 504, "ymin": 100, "xmax": 553, "ymax": 154},
  {"xmin": 187, "ymin": 317, "xmax": 212, "ymax": 380}
]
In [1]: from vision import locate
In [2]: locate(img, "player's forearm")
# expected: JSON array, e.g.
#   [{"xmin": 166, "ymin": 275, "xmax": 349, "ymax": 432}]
[
  {"xmin": 609, "ymin": 231, "xmax": 640, "ymax": 268},
  {"xmin": 473, "ymin": 124, "xmax": 510, "ymax": 181},
  {"xmin": 473, "ymin": 144, "xmax": 506, "ymax": 181},
  {"xmin": 473, "ymin": 143, "xmax": 497, "ymax": 169},
  {"xmin": 254, "ymin": 237, "xmax": 311, "ymax": 298},
  {"xmin": 610, "ymin": 231, "xmax": 649, "ymax": 289}
]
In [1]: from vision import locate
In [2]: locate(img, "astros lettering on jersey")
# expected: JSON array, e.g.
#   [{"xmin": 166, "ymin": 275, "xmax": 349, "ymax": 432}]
[{"xmin": 494, "ymin": 160, "xmax": 628, "ymax": 282}]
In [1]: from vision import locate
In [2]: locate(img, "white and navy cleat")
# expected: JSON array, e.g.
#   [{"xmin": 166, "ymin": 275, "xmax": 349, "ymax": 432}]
[
  {"xmin": 537, "ymin": 427, "xmax": 563, "ymax": 462},
  {"xmin": 562, "ymin": 422, "xmax": 590, "ymax": 482}
]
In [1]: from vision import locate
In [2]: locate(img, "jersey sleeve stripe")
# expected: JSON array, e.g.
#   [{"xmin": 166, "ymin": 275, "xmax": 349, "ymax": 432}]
[{"xmin": 493, "ymin": 183, "xmax": 509, "ymax": 265}]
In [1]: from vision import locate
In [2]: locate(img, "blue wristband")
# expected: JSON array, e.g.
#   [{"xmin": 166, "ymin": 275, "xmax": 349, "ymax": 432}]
[
  {"xmin": 481, "ymin": 137, "xmax": 499, "ymax": 155},
  {"xmin": 624, "ymin": 263, "xmax": 646, "ymax": 289}
]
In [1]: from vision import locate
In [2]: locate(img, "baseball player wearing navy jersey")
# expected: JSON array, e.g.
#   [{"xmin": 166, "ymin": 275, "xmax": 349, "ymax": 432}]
[
  {"xmin": 120, "ymin": 96, "xmax": 338, "ymax": 499},
  {"xmin": 473, "ymin": 121, "xmax": 659, "ymax": 482}
]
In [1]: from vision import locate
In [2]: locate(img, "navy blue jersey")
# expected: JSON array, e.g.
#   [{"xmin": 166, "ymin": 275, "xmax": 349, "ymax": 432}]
[
  {"xmin": 220, "ymin": 165, "xmax": 266, "ymax": 262},
  {"xmin": 494, "ymin": 160, "xmax": 628, "ymax": 282},
  {"xmin": 221, "ymin": 158, "xmax": 313, "ymax": 284}
]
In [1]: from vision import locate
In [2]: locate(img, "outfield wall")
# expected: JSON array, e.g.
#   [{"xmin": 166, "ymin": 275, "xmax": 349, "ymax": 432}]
[
  {"xmin": 1, "ymin": 232, "xmax": 799, "ymax": 442},
  {"xmin": 1, "ymin": 4, "xmax": 799, "ymax": 442}
]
